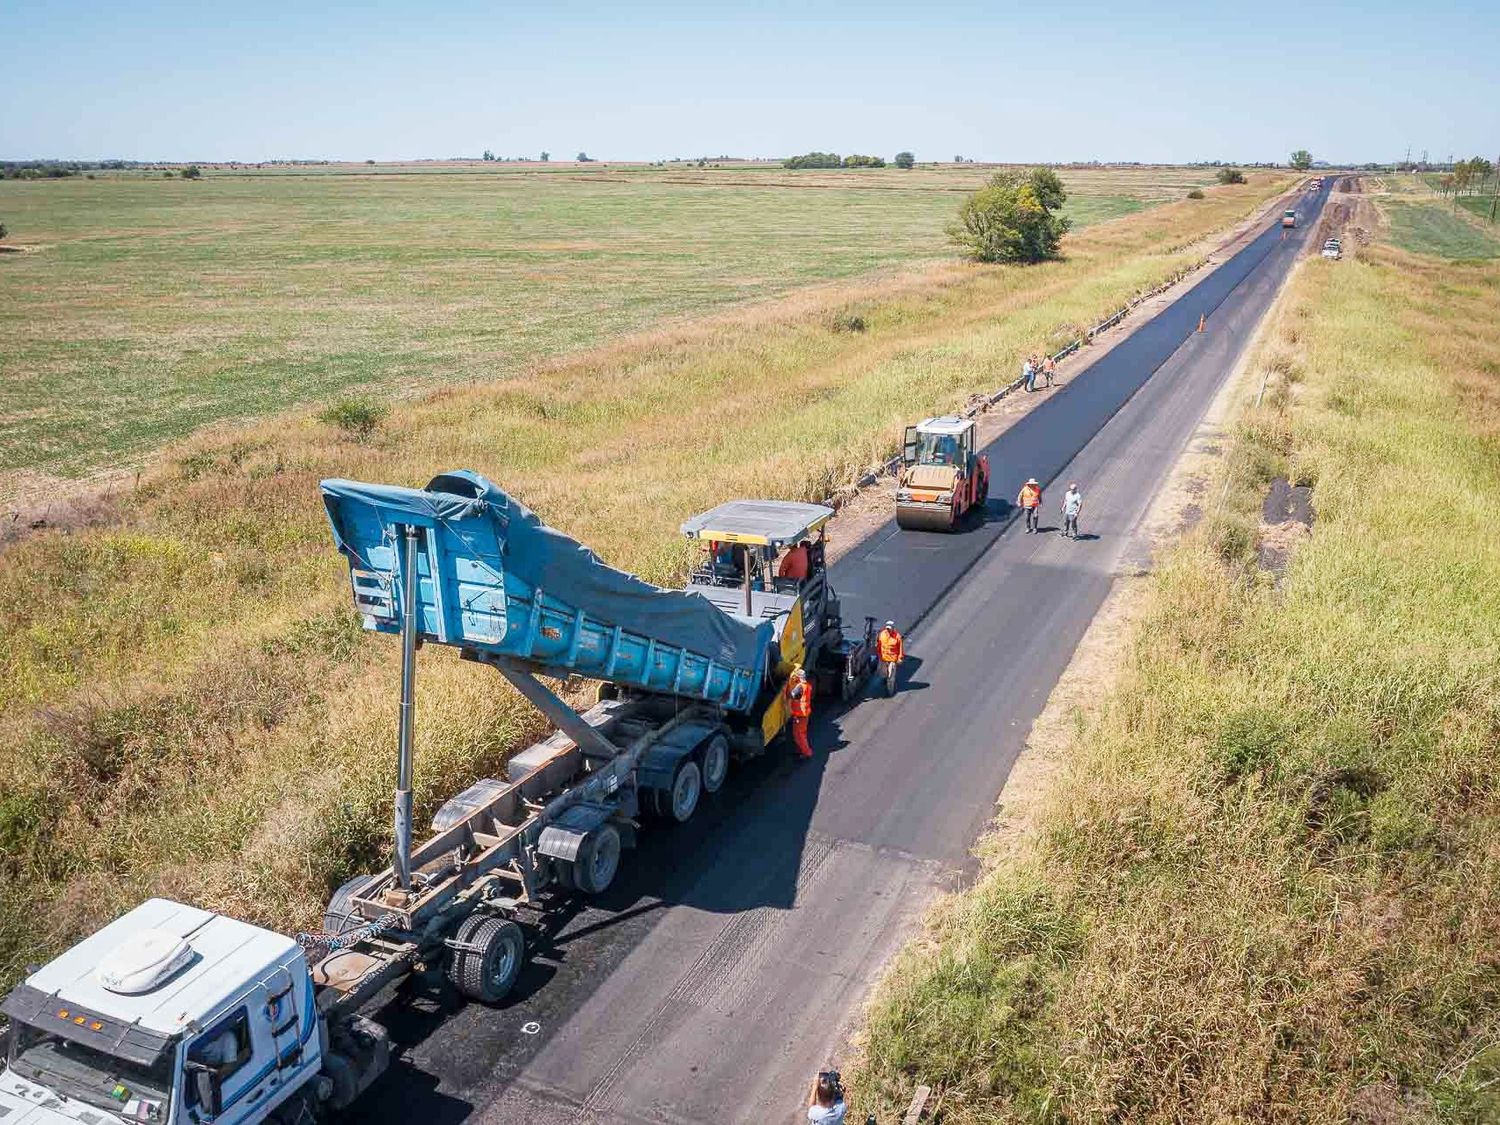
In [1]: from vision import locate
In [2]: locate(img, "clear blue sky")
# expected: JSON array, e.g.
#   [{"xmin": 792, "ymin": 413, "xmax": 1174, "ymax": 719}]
[{"xmin": 6, "ymin": 0, "xmax": 1496, "ymax": 164}]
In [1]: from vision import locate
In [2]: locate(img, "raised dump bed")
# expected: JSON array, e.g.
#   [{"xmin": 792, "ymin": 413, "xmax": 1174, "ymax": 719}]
[{"xmin": 321, "ymin": 470, "xmax": 775, "ymax": 712}]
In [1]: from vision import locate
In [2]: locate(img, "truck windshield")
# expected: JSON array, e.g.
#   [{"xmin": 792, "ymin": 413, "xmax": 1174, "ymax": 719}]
[
  {"xmin": 7, "ymin": 1019, "xmax": 172, "ymax": 1120},
  {"xmin": 914, "ymin": 431, "xmax": 961, "ymax": 465}
]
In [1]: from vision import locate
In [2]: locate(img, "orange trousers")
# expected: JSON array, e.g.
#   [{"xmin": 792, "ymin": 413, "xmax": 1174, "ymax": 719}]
[{"xmin": 791, "ymin": 715, "xmax": 813, "ymax": 758}]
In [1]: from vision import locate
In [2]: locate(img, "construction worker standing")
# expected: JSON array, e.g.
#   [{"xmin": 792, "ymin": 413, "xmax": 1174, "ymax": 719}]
[
  {"xmin": 787, "ymin": 667, "xmax": 814, "ymax": 759},
  {"xmin": 877, "ymin": 620, "xmax": 904, "ymax": 696},
  {"xmin": 1017, "ymin": 477, "xmax": 1043, "ymax": 533},
  {"xmin": 1061, "ymin": 481, "xmax": 1084, "ymax": 539}
]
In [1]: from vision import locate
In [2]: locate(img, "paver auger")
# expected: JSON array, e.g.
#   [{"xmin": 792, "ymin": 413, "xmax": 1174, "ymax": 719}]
[{"xmin": 0, "ymin": 472, "xmax": 878, "ymax": 1125}]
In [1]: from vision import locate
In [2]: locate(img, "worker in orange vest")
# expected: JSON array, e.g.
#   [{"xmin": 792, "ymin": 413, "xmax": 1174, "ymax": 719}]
[
  {"xmin": 1017, "ymin": 477, "xmax": 1043, "ymax": 534},
  {"xmin": 786, "ymin": 666, "xmax": 814, "ymax": 759},
  {"xmin": 877, "ymin": 620, "xmax": 904, "ymax": 696}
]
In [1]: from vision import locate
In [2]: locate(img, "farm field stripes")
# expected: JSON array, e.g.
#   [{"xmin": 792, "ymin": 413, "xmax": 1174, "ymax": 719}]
[{"xmin": 0, "ymin": 165, "xmax": 1216, "ymax": 500}]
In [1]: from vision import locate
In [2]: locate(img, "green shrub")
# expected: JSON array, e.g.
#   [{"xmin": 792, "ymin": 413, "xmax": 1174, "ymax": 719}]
[
  {"xmin": 842, "ymin": 154, "xmax": 885, "ymax": 168},
  {"xmin": 783, "ymin": 151, "xmax": 841, "ymax": 169},
  {"xmin": 949, "ymin": 167, "xmax": 1071, "ymax": 263},
  {"xmin": 317, "ymin": 397, "xmax": 389, "ymax": 440},
  {"xmin": 1216, "ymin": 168, "xmax": 1247, "ymax": 185},
  {"xmin": 894, "ymin": 151, "xmax": 914, "ymax": 169},
  {"xmin": 828, "ymin": 309, "xmax": 866, "ymax": 333},
  {"xmin": 182, "ymin": 165, "xmax": 202, "ymax": 180},
  {"xmin": 1187, "ymin": 188, "xmax": 1205, "ymax": 199}
]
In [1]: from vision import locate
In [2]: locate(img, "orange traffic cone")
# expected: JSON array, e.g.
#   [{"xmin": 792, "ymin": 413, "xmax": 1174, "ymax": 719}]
[{"xmin": 1197, "ymin": 312, "xmax": 1206, "ymax": 333}]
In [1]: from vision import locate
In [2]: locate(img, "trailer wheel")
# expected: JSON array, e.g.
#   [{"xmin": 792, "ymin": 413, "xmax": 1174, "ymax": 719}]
[
  {"xmin": 322, "ymin": 874, "xmax": 374, "ymax": 936},
  {"xmin": 699, "ymin": 734, "xmax": 730, "ymax": 794},
  {"xmin": 447, "ymin": 914, "xmax": 525, "ymax": 1004},
  {"xmin": 666, "ymin": 759, "xmax": 702, "ymax": 823},
  {"xmin": 571, "ymin": 824, "xmax": 622, "ymax": 895}
]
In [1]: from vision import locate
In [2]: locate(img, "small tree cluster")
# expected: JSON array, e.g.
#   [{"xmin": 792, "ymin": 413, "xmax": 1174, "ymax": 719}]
[
  {"xmin": 948, "ymin": 167, "xmax": 1070, "ymax": 264},
  {"xmin": 843, "ymin": 154, "xmax": 885, "ymax": 168},
  {"xmin": 894, "ymin": 151, "xmax": 915, "ymax": 169},
  {"xmin": 182, "ymin": 165, "xmax": 203, "ymax": 180},
  {"xmin": 783, "ymin": 152, "xmax": 843, "ymax": 169},
  {"xmin": 1290, "ymin": 149, "xmax": 1313, "ymax": 171},
  {"xmin": 1216, "ymin": 168, "xmax": 1247, "ymax": 185},
  {"xmin": 577, "ymin": 152, "xmax": 593, "ymax": 162}
]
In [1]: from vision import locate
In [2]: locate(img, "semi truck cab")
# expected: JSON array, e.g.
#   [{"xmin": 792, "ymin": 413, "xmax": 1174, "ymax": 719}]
[{"xmin": 1, "ymin": 899, "xmax": 321, "ymax": 1124}]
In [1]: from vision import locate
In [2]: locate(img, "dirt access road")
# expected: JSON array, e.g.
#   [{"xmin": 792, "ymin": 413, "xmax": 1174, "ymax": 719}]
[{"xmin": 355, "ymin": 179, "xmax": 1335, "ymax": 1124}]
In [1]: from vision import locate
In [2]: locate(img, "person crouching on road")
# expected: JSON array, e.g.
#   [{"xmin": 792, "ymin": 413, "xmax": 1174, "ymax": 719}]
[
  {"xmin": 807, "ymin": 1071, "xmax": 847, "ymax": 1124},
  {"xmin": 787, "ymin": 666, "xmax": 814, "ymax": 759},
  {"xmin": 1061, "ymin": 481, "xmax": 1084, "ymax": 539},
  {"xmin": 1017, "ymin": 477, "xmax": 1043, "ymax": 533},
  {"xmin": 877, "ymin": 620, "xmax": 904, "ymax": 696}
]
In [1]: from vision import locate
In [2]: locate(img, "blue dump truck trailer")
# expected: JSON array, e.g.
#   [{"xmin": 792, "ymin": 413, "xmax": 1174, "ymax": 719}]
[{"xmin": 0, "ymin": 471, "xmax": 878, "ymax": 1124}]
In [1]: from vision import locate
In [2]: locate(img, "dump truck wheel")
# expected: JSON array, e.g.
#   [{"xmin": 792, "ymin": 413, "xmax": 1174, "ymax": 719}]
[
  {"xmin": 322, "ymin": 875, "xmax": 374, "ymax": 936},
  {"xmin": 667, "ymin": 760, "xmax": 702, "ymax": 823},
  {"xmin": 699, "ymin": 735, "xmax": 730, "ymax": 794},
  {"xmin": 447, "ymin": 914, "xmax": 525, "ymax": 1004},
  {"xmin": 571, "ymin": 824, "xmax": 622, "ymax": 895}
]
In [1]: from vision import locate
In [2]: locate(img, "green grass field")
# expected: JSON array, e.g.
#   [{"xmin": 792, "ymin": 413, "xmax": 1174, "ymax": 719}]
[
  {"xmin": 1384, "ymin": 199, "xmax": 1500, "ymax": 259},
  {"xmin": 0, "ymin": 165, "xmax": 1216, "ymax": 501}
]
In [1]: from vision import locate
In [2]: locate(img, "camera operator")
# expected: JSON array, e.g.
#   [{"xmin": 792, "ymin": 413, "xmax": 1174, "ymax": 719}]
[{"xmin": 807, "ymin": 1069, "xmax": 847, "ymax": 1123}]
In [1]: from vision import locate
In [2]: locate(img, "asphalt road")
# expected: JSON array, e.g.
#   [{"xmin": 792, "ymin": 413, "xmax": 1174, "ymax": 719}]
[{"xmin": 362, "ymin": 180, "xmax": 1333, "ymax": 1124}]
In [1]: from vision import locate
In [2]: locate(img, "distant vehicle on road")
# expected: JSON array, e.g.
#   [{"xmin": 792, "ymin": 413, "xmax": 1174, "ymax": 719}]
[
  {"xmin": 1282, "ymin": 209, "xmax": 1298, "ymax": 228},
  {"xmin": 1322, "ymin": 238, "xmax": 1342, "ymax": 260}
]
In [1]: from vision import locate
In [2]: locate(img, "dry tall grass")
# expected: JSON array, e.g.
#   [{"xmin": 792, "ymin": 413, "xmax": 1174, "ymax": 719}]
[
  {"xmin": 854, "ymin": 219, "xmax": 1500, "ymax": 1120},
  {"xmin": 0, "ymin": 176, "xmax": 1291, "ymax": 987}
]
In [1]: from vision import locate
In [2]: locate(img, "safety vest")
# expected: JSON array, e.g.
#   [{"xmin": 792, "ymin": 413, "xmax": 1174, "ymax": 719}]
[
  {"xmin": 788, "ymin": 676, "xmax": 813, "ymax": 718},
  {"xmin": 878, "ymin": 628, "xmax": 904, "ymax": 663},
  {"xmin": 1018, "ymin": 484, "xmax": 1041, "ymax": 508}
]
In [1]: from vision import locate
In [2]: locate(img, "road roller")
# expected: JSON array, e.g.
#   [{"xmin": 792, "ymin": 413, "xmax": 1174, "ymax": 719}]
[{"xmin": 894, "ymin": 415, "xmax": 990, "ymax": 532}]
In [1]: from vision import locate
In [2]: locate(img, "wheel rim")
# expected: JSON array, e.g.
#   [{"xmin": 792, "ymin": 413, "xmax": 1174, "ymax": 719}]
[
  {"xmin": 701, "ymin": 738, "xmax": 728, "ymax": 793},
  {"xmin": 488, "ymin": 937, "xmax": 517, "ymax": 991},
  {"xmin": 589, "ymin": 828, "xmax": 620, "ymax": 888},
  {"xmin": 671, "ymin": 762, "xmax": 701, "ymax": 821}
]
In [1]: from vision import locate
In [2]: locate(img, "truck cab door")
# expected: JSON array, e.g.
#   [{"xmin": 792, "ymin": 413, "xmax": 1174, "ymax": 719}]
[
  {"xmin": 901, "ymin": 426, "xmax": 918, "ymax": 464},
  {"xmin": 183, "ymin": 989, "xmax": 277, "ymax": 1123}
]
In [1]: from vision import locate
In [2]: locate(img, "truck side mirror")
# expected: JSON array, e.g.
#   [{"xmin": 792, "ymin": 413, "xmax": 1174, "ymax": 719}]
[{"xmin": 186, "ymin": 1061, "xmax": 222, "ymax": 1116}]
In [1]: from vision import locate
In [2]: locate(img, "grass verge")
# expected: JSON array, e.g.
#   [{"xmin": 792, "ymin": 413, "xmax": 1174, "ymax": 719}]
[
  {"xmin": 853, "ymin": 203, "xmax": 1500, "ymax": 1121},
  {"xmin": 0, "ymin": 174, "xmax": 1292, "ymax": 988}
]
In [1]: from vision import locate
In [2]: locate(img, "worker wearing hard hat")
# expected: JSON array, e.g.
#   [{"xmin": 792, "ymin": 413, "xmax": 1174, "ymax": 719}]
[
  {"xmin": 786, "ymin": 666, "xmax": 814, "ymax": 759},
  {"xmin": 1017, "ymin": 478, "xmax": 1043, "ymax": 533},
  {"xmin": 877, "ymin": 620, "xmax": 904, "ymax": 696}
]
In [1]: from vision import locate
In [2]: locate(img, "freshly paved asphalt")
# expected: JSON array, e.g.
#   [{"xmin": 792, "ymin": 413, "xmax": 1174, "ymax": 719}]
[{"xmin": 360, "ymin": 180, "xmax": 1333, "ymax": 1124}]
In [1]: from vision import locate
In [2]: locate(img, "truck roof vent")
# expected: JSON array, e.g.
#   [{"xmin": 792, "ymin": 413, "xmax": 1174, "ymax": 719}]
[{"xmin": 97, "ymin": 929, "xmax": 194, "ymax": 995}]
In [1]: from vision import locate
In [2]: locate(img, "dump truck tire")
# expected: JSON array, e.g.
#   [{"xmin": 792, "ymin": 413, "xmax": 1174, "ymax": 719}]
[
  {"xmin": 699, "ymin": 734, "xmax": 730, "ymax": 794},
  {"xmin": 322, "ymin": 875, "xmax": 374, "ymax": 936},
  {"xmin": 571, "ymin": 824, "xmax": 622, "ymax": 895},
  {"xmin": 447, "ymin": 914, "xmax": 525, "ymax": 1004}
]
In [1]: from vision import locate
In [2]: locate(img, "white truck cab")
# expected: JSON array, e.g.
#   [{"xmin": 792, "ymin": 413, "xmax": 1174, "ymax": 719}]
[{"xmin": 1, "ymin": 899, "xmax": 321, "ymax": 1124}]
